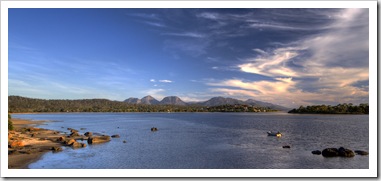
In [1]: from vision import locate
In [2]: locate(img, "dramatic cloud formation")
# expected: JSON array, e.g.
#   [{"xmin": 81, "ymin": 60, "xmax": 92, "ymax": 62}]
[{"xmin": 209, "ymin": 8, "xmax": 369, "ymax": 107}]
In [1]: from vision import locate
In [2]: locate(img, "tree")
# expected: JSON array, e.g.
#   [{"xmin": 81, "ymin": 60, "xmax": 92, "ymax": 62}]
[{"xmin": 8, "ymin": 114, "xmax": 14, "ymax": 131}]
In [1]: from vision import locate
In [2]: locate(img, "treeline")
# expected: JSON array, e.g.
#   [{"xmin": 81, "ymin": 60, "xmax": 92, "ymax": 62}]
[
  {"xmin": 205, "ymin": 104, "xmax": 277, "ymax": 112},
  {"xmin": 8, "ymin": 96, "xmax": 278, "ymax": 113},
  {"xmin": 288, "ymin": 103, "xmax": 369, "ymax": 114}
]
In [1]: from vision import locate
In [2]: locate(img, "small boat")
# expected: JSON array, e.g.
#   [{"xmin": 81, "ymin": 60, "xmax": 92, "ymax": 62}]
[{"xmin": 267, "ymin": 131, "xmax": 282, "ymax": 137}]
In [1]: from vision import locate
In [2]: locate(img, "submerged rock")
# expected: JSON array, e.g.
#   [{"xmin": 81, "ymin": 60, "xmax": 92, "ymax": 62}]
[
  {"xmin": 111, "ymin": 134, "xmax": 120, "ymax": 138},
  {"xmin": 354, "ymin": 150, "xmax": 369, "ymax": 155},
  {"xmin": 311, "ymin": 150, "xmax": 322, "ymax": 155}
]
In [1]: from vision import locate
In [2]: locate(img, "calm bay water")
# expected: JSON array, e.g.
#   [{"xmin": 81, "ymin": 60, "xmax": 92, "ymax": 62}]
[{"xmin": 12, "ymin": 112, "xmax": 369, "ymax": 169}]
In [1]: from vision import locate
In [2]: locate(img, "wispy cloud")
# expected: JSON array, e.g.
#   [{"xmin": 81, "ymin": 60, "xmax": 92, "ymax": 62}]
[
  {"xmin": 143, "ymin": 21, "xmax": 166, "ymax": 27},
  {"xmin": 129, "ymin": 13, "xmax": 161, "ymax": 20},
  {"xmin": 163, "ymin": 38, "xmax": 210, "ymax": 57},
  {"xmin": 196, "ymin": 12, "xmax": 220, "ymax": 20},
  {"xmin": 159, "ymin": 79, "xmax": 173, "ymax": 83},
  {"xmin": 162, "ymin": 32, "xmax": 205, "ymax": 38}
]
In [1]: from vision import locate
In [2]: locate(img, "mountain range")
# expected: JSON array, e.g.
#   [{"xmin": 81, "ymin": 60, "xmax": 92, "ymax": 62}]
[{"xmin": 124, "ymin": 96, "xmax": 289, "ymax": 111}]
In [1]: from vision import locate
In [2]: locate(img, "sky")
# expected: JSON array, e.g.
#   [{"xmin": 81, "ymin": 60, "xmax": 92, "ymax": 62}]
[{"xmin": 8, "ymin": 8, "xmax": 369, "ymax": 107}]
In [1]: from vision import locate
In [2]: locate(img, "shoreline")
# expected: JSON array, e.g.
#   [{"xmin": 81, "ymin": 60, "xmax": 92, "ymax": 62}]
[
  {"xmin": 8, "ymin": 119, "xmax": 64, "ymax": 169},
  {"xmin": 8, "ymin": 118, "xmax": 110, "ymax": 169}
]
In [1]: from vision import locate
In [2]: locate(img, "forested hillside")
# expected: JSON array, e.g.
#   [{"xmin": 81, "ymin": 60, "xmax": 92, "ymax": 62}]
[
  {"xmin": 288, "ymin": 103, "xmax": 369, "ymax": 114},
  {"xmin": 8, "ymin": 96, "xmax": 278, "ymax": 113}
]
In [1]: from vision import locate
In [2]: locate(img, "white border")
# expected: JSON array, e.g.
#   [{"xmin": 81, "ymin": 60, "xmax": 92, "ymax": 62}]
[{"xmin": 1, "ymin": 0, "xmax": 377, "ymax": 178}]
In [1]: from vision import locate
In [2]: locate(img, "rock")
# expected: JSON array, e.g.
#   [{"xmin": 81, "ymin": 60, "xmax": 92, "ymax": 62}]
[
  {"xmin": 80, "ymin": 128, "xmax": 86, "ymax": 130},
  {"xmin": 123, "ymin": 140, "xmax": 127, "ymax": 143},
  {"xmin": 27, "ymin": 127, "xmax": 40, "ymax": 132},
  {"xmin": 311, "ymin": 150, "xmax": 322, "ymax": 155},
  {"xmin": 322, "ymin": 147, "xmax": 355, "ymax": 157},
  {"xmin": 51, "ymin": 146, "xmax": 63, "ymax": 153},
  {"xmin": 282, "ymin": 145, "xmax": 291, "ymax": 149},
  {"xmin": 151, "ymin": 127, "xmax": 158, "ymax": 131},
  {"xmin": 64, "ymin": 139, "xmax": 76, "ymax": 146},
  {"xmin": 84, "ymin": 132, "xmax": 93, "ymax": 137},
  {"xmin": 322, "ymin": 148, "xmax": 339, "ymax": 157},
  {"xmin": 70, "ymin": 132, "xmax": 80, "ymax": 137},
  {"xmin": 10, "ymin": 141, "xmax": 24, "ymax": 148},
  {"xmin": 57, "ymin": 136, "xmax": 66, "ymax": 142},
  {"xmin": 111, "ymin": 134, "xmax": 120, "ymax": 138},
  {"xmin": 70, "ymin": 129, "xmax": 79, "ymax": 133},
  {"xmin": 71, "ymin": 142, "xmax": 83, "ymax": 148},
  {"xmin": 87, "ymin": 135, "xmax": 111, "ymax": 144},
  {"xmin": 8, "ymin": 150, "xmax": 19, "ymax": 155},
  {"xmin": 338, "ymin": 147, "xmax": 355, "ymax": 157},
  {"xmin": 354, "ymin": 150, "xmax": 369, "ymax": 155}
]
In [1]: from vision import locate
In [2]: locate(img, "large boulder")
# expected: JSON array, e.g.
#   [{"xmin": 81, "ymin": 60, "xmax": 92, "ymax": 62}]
[
  {"xmin": 322, "ymin": 147, "xmax": 355, "ymax": 157},
  {"xmin": 87, "ymin": 135, "xmax": 111, "ymax": 144},
  {"xmin": 338, "ymin": 147, "xmax": 355, "ymax": 157},
  {"xmin": 322, "ymin": 148, "xmax": 339, "ymax": 157}
]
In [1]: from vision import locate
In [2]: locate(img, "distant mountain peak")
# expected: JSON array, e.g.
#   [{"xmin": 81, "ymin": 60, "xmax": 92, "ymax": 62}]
[
  {"xmin": 124, "ymin": 97, "xmax": 141, "ymax": 104},
  {"xmin": 160, "ymin": 96, "xmax": 187, "ymax": 106},
  {"xmin": 123, "ymin": 95, "xmax": 288, "ymax": 110},
  {"xmin": 141, "ymin": 95, "xmax": 159, "ymax": 105}
]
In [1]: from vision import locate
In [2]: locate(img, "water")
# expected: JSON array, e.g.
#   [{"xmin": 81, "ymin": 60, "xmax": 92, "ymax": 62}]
[{"xmin": 12, "ymin": 112, "xmax": 369, "ymax": 169}]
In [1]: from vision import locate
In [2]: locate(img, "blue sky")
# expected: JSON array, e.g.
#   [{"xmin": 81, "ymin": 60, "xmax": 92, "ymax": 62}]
[{"xmin": 8, "ymin": 8, "xmax": 369, "ymax": 107}]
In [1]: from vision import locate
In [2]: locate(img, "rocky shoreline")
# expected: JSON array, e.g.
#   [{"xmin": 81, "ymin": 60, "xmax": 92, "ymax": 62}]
[{"xmin": 8, "ymin": 119, "xmax": 112, "ymax": 169}]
